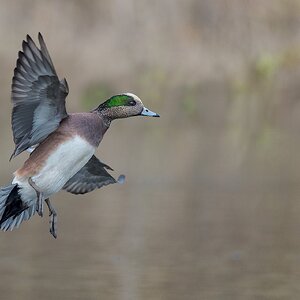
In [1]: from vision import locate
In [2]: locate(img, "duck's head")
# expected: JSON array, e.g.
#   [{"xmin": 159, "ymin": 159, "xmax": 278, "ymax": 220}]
[{"xmin": 94, "ymin": 93, "xmax": 159, "ymax": 124}]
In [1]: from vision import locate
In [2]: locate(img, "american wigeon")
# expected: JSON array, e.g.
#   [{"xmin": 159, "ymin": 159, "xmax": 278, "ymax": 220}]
[{"xmin": 0, "ymin": 33, "xmax": 159, "ymax": 238}]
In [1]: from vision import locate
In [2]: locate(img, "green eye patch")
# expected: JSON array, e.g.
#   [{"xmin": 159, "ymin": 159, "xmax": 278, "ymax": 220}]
[{"xmin": 105, "ymin": 95, "xmax": 135, "ymax": 108}]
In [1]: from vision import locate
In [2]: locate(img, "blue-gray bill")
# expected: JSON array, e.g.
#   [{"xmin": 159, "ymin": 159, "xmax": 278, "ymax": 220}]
[
  {"xmin": 117, "ymin": 175, "xmax": 126, "ymax": 184},
  {"xmin": 140, "ymin": 107, "xmax": 160, "ymax": 117}
]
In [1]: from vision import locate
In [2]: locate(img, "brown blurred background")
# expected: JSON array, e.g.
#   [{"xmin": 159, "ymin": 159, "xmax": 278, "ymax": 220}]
[{"xmin": 0, "ymin": 1, "xmax": 300, "ymax": 299}]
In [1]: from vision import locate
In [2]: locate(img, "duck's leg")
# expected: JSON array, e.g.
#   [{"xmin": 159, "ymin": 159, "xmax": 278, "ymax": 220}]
[
  {"xmin": 28, "ymin": 177, "xmax": 43, "ymax": 217},
  {"xmin": 45, "ymin": 198, "xmax": 57, "ymax": 239}
]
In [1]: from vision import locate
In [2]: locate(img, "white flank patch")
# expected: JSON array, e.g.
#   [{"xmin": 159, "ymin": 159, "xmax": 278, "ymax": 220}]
[{"xmin": 13, "ymin": 135, "xmax": 95, "ymax": 204}]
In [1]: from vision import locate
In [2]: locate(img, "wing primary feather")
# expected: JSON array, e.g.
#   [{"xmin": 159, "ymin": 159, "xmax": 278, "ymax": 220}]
[
  {"xmin": 10, "ymin": 33, "xmax": 69, "ymax": 159},
  {"xmin": 26, "ymin": 35, "xmax": 43, "ymax": 60},
  {"xmin": 38, "ymin": 32, "xmax": 56, "ymax": 73},
  {"xmin": 23, "ymin": 41, "xmax": 45, "ymax": 73}
]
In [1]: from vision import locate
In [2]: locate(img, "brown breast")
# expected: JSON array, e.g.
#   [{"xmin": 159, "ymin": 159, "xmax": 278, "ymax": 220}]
[{"xmin": 15, "ymin": 112, "xmax": 108, "ymax": 178}]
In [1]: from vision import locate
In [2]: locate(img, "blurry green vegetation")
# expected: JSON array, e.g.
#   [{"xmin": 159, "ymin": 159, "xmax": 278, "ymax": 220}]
[
  {"xmin": 233, "ymin": 47, "xmax": 300, "ymax": 98},
  {"xmin": 229, "ymin": 46, "xmax": 300, "ymax": 164},
  {"xmin": 255, "ymin": 53, "xmax": 280, "ymax": 81},
  {"xmin": 182, "ymin": 87, "xmax": 198, "ymax": 118},
  {"xmin": 137, "ymin": 67, "xmax": 168, "ymax": 103}
]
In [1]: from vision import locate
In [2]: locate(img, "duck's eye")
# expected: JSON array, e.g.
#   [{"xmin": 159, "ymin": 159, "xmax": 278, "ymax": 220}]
[{"xmin": 129, "ymin": 100, "xmax": 136, "ymax": 106}]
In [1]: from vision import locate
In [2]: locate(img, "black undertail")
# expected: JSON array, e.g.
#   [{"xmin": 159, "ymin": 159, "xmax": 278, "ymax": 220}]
[{"xmin": 0, "ymin": 185, "xmax": 28, "ymax": 225}]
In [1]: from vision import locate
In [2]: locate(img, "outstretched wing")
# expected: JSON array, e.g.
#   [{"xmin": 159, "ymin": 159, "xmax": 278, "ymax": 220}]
[
  {"xmin": 11, "ymin": 33, "xmax": 68, "ymax": 159},
  {"xmin": 63, "ymin": 155, "xmax": 125, "ymax": 195}
]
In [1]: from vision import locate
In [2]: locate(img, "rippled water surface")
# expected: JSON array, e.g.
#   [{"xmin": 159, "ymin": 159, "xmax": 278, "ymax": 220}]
[{"xmin": 0, "ymin": 179, "xmax": 300, "ymax": 299}]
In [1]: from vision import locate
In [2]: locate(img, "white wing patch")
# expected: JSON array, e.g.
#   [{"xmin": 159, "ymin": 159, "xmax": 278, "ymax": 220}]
[{"xmin": 26, "ymin": 145, "xmax": 37, "ymax": 153}]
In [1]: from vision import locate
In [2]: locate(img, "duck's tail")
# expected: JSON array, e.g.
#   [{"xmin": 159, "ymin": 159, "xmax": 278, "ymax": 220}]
[{"xmin": 0, "ymin": 184, "xmax": 35, "ymax": 231}]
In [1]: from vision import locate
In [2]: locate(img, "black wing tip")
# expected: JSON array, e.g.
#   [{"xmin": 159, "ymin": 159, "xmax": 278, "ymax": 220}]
[
  {"xmin": 17, "ymin": 51, "xmax": 27, "ymax": 64},
  {"xmin": 24, "ymin": 33, "xmax": 44, "ymax": 51},
  {"xmin": 105, "ymin": 165, "xmax": 114, "ymax": 171},
  {"xmin": 38, "ymin": 32, "xmax": 45, "ymax": 46},
  {"xmin": 22, "ymin": 39, "xmax": 33, "ymax": 53},
  {"xmin": 26, "ymin": 33, "xmax": 40, "ymax": 42},
  {"xmin": 22, "ymin": 40, "xmax": 27, "ymax": 49},
  {"xmin": 25, "ymin": 34, "xmax": 36, "ymax": 49},
  {"xmin": 16, "ymin": 52, "xmax": 28, "ymax": 67},
  {"xmin": 100, "ymin": 161, "xmax": 114, "ymax": 171},
  {"xmin": 9, "ymin": 150, "xmax": 16, "ymax": 161},
  {"xmin": 24, "ymin": 35, "xmax": 39, "ymax": 55}
]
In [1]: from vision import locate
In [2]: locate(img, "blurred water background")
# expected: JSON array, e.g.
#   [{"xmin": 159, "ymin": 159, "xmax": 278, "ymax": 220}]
[{"xmin": 0, "ymin": 1, "xmax": 300, "ymax": 299}]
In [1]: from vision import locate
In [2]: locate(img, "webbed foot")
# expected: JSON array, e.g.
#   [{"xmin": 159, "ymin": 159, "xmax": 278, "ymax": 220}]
[{"xmin": 45, "ymin": 198, "xmax": 57, "ymax": 239}]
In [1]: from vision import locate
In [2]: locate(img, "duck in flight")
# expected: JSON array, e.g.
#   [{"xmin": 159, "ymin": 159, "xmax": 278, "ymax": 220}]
[{"xmin": 0, "ymin": 33, "xmax": 159, "ymax": 238}]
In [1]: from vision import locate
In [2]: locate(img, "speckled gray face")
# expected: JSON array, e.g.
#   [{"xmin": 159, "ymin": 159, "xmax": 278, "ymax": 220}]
[{"xmin": 96, "ymin": 93, "xmax": 160, "ymax": 120}]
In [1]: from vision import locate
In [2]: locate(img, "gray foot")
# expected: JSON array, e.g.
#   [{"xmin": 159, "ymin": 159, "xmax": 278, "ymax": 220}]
[
  {"xmin": 45, "ymin": 198, "xmax": 57, "ymax": 239},
  {"xmin": 28, "ymin": 177, "xmax": 43, "ymax": 217}
]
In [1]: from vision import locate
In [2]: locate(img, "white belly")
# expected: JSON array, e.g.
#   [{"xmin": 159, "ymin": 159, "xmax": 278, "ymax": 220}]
[{"xmin": 13, "ymin": 135, "xmax": 95, "ymax": 203}]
